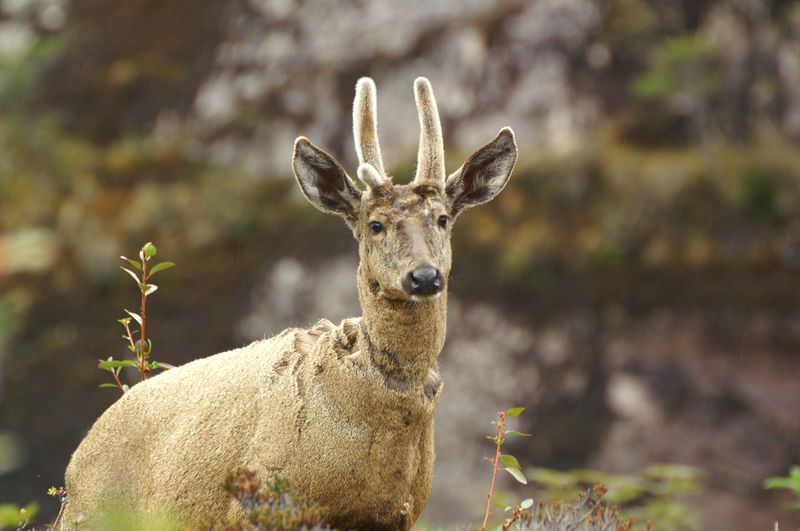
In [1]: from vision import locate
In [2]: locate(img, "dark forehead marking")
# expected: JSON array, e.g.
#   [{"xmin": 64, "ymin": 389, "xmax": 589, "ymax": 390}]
[
  {"xmin": 393, "ymin": 186, "xmax": 424, "ymax": 209},
  {"xmin": 413, "ymin": 184, "xmax": 441, "ymax": 198},
  {"xmin": 363, "ymin": 184, "xmax": 444, "ymax": 215}
]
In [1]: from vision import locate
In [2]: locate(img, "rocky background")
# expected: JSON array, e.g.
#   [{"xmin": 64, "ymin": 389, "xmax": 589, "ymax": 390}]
[{"xmin": 2, "ymin": 0, "xmax": 800, "ymax": 529}]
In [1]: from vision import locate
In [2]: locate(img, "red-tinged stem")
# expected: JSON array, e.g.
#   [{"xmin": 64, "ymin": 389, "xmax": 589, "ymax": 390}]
[
  {"xmin": 51, "ymin": 492, "xmax": 66, "ymax": 530},
  {"xmin": 482, "ymin": 411, "xmax": 506, "ymax": 530},
  {"xmin": 139, "ymin": 259, "xmax": 148, "ymax": 380},
  {"xmin": 123, "ymin": 321, "xmax": 136, "ymax": 354},
  {"xmin": 501, "ymin": 509, "xmax": 522, "ymax": 531},
  {"xmin": 110, "ymin": 368, "xmax": 124, "ymax": 392}
]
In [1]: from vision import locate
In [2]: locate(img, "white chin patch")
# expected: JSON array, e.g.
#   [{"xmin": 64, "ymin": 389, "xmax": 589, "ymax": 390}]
[{"xmin": 410, "ymin": 292, "xmax": 442, "ymax": 303}]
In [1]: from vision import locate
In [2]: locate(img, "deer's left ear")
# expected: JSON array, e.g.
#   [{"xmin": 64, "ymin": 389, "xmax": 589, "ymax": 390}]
[
  {"xmin": 445, "ymin": 127, "xmax": 517, "ymax": 217},
  {"xmin": 293, "ymin": 137, "xmax": 362, "ymax": 222}
]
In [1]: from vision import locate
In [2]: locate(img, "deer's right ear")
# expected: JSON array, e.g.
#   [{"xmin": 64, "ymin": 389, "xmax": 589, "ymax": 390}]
[
  {"xmin": 293, "ymin": 137, "xmax": 362, "ymax": 221},
  {"xmin": 445, "ymin": 127, "xmax": 517, "ymax": 218}
]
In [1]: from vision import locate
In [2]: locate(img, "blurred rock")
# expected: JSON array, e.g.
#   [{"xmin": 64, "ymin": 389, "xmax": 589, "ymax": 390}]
[
  {"xmin": 593, "ymin": 313, "xmax": 800, "ymax": 531},
  {"xmin": 237, "ymin": 256, "xmax": 360, "ymax": 339},
  {"xmin": 181, "ymin": 0, "xmax": 603, "ymax": 175},
  {"xmin": 0, "ymin": 228, "xmax": 59, "ymax": 277}
]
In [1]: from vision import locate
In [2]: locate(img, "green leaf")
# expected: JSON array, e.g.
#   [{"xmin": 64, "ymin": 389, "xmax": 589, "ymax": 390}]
[
  {"xmin": 120, "ymin": 267, "xmax": 140, "ymax": 283},
  {"xmin": 790, "ymin": 466, "xmax": 800, "ymax": 480},
  {"xmin": 148, "ymin": 261, "xmax": 175, "ymax": 277},
  {"xmin": 117, "ymin": 317, "xmax": 131, "ymax": 326},
  {"xmin": 764, "ymin": 477, "xmax": 800, "ymax": 490},
  {"xmin": 124, "ymin": 310, "xmax": 143, "ymax": 326},
  {"xmin": 505, "ymin": 430, "xmax": 532, "ymax": 437},
  {"xmin": 120, "ymin": 256, "xmax": 142, "ymax": 270},
  {"xmin": 500, "ymin": 454, "xmax": 521, "ymax": 470},
  {"xmin": 520, "ymin": 498, "xmax": 534, "ymax": 510},
  {"xmin": 506, "ymin": 407, "xmax": 525, "ymax": 417},
  {"xmin": 504, "ymin": 467, "xmax": 528, "ymax": 484},
  {"xmin": 98, "ymin": 359, "xmax": 138, "ymax": 370},
  {"xmin": 142, "ymin": 242, "xmax": 157, "ymax": 258},
  {"xmin": 139, "ymin": 283, "xmax": 158, "ymax": 296},
  {"xmin": 99, "ymin": 383, "xmax": 120, "ymax": 389},
  {"xmin": 146, "ymin": 361, "xmax": 160, "ymax": 371}
]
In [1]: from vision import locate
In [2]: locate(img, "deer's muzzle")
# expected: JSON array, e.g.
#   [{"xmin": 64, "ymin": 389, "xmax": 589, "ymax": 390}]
[{"xmin": 403, "ymin": 266, "xmax": 443, "ymax": 296}]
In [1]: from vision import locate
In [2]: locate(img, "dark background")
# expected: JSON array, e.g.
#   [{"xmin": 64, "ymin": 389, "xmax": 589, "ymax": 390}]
[{"xmin": 1, "ymin": 0, "xmax": 800, "ymax": 528}]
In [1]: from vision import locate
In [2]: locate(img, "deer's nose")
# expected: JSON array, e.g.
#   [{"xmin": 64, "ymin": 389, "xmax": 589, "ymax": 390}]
[{"xmin": 404, "ymin": 266, "xmax": 443, "ymax": 296}]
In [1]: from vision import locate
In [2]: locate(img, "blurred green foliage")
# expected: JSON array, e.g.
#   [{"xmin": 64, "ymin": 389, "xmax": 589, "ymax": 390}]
[
  {"xmin": 632, "ymin": 36, "xmax": 720, "ymax": 104},
  {"xmin": 0, "ymin": 502, "xmax": 38, "ymax": 531},
  {"xmin": 528, "ymin": 464, "xmax": 703, "ymax": 531},
  {"xmin": 764, "ymin": 466, "xmax": 800, "ymax": 512}
]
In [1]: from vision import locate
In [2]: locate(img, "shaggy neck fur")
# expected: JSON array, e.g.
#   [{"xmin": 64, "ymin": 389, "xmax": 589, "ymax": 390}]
[{"xmin": 356, "ymin": 264, "xmax": 447, "ymax": 387}]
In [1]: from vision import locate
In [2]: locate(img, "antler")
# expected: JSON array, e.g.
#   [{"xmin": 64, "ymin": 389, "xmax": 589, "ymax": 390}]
[
  {"xmin": 413, "ymin": 77, "xmax": 445, "ymax": 188},
  {"xmin": 353, "ymin": 77, "xmax": 388, "ymax": 189}
]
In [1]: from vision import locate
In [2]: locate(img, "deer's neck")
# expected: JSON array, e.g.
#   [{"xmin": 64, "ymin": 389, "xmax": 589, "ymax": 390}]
[{"xmin": 356, "ymin": 265, "xmax": 447, "ymax": 385}]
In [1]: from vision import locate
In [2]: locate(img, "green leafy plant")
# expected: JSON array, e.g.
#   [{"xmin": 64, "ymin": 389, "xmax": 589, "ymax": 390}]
[
  {"xmin": 476, "ymin": 407, "xmax": 676, "ymax": 531},
  {"xmin": 98, "ymin": 242, "xmax": 175, "ymax": 392},
  {"xmin": 481, "ymin": 407, "xmax": 531, "ymax": 530},
  {"xmin": 764, "ymin": 465, "xmax": 800, "ymax": 511}
]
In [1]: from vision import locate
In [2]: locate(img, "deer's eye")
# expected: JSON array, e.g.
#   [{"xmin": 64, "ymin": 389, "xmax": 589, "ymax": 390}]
[
  {"xmin": 368, "ymin": 221, "xmax": 383, "ymax": 234},
  {"xmin": 438, "ymin": 215, "xmax": 449, "ymax": 228}
]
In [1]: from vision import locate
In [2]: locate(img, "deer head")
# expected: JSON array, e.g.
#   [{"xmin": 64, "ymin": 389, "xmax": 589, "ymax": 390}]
[{"xmin": 293, "ymin": 77, "xmax": 517, "ymax": 303}]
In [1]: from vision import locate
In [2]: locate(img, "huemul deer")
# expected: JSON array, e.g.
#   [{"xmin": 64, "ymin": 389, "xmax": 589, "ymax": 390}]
[{"xmin": 64, "ymin": 77, "xmax": 517, "ymax": 530}]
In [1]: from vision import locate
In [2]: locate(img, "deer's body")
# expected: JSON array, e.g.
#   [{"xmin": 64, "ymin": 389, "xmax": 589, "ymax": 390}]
[
  {"xmin": 65, "ymin": 315, "xmax": 440, "ymax": 529},
  {"xmin": 64, "ymin": 77, "xmax": 516, "ymax": 530}
]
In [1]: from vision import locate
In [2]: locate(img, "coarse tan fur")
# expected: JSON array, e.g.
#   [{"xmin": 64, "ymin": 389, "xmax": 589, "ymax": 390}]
[{"xmin": 63, "ymin": 77, "xmax": 517, "ymax": 530}]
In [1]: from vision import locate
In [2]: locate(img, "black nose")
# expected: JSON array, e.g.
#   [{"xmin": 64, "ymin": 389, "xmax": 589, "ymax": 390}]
[{"xmin": 404, "ymin": 266, "xmax": 443, "ymax": 296}]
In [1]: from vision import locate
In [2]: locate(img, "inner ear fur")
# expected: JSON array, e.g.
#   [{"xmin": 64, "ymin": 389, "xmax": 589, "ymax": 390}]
[
  {"xmin": 293, "ymin": 137, "xmax": 362, "ymax": 221},
  {"xmin": 445, "ymin": 127, "xmax": 517, "ymax": 217}
]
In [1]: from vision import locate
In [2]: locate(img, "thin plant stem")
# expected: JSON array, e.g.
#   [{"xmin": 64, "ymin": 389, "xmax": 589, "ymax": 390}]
[
  {"xmin": 482, "ymin": 411, "xmax": 506, "ymax": 530},
  {"xmin": 49, "ymin": 489, "xmax": 67, "ymax": 530},
  {"xmin": 139, "ymin": 258, "xmax": 148, "ymax": 380},
  {"xmin": 122, "ymin": 320, "xmax": 136, "ymax": 354},
  {"xmin": 110, "ymin": 368, "xmax": 124, "ymax": 391},
  {"xmin": 501, "ymin": 508, "xmax": 522, "ymax": 531}
]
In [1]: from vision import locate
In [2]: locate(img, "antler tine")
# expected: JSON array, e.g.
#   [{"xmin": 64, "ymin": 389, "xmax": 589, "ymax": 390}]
[
  {"xmin": 353, "ymin": 77, "xmax": 387, "ymax": 182},
  {"xmin": 413, "ymin": 77, "xmax": 445, "ymax": 187}
]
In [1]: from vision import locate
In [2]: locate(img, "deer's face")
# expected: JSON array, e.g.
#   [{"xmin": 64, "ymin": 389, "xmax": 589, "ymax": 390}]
[
  {"xmin": 292, "ymin": 77, "xmax": 517, "ymax": 302},
  {"xmin": 356, "ymin": 184, "xmax": 452, "ymax": 301}
]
